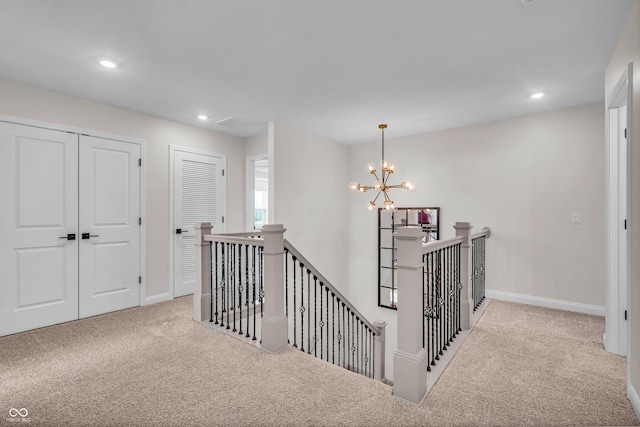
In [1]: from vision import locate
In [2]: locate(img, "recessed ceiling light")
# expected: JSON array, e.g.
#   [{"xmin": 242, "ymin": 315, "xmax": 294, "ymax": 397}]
[
  {"xmin": 531, "ymin": 92, "xmax": 545, "ymax": 99},
  {"xmin": 99, "ymin": 59, "xmax": 117, "ymax": 68},
  {"xmin": 521, "ymin": 0, "xmax": 537, "ymax": 3},
  {"xmin": 197, "ymin": 114, "xmax": 208, "ymax": 120}
]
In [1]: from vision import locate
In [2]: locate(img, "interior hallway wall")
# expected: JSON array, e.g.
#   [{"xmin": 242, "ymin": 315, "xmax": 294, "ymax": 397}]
[
  {"xmin": 245, "ymin": 133, "xmax": 268, "ymax": 158},
  {"xmin": 0, "ymin": 79, "xmax": 246, "ymax": 301},
  {"xmin": 605, "ymin": 0, "xmax": 640, "ymax": 413},
  {"xmin": 270, "ymin": 121, "xmax": 350, "ymax": 292}
]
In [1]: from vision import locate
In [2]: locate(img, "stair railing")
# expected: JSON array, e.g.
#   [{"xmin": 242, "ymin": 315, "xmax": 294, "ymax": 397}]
[
  {"xmin": 194, "ymin": 223, "xmax": 386, "ymax": 382},
  {"xmin": 393, "ymin": 222, "xmax": 491, "ymax": 404},
  {"xmin": 284, "ymin": 240, "xmax": 386, "ymax": 380}
]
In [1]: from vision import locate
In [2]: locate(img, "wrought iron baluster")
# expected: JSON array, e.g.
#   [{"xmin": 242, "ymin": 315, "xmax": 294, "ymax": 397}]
[
  {"xmin": 422, "ymin": 253, "xmax": 425, "ymax": 350},
  {"xmin": 324, "ymin": 286, "xmax": 333, "ymax": 362},
  {"xmin": 232, "ymin": 244, "xmax": 237, "ymax": 333},
  {"xmin": 252, "ymin": 245, "xmax": 257, "ymax": 341},
  {"xmin": 369, "ymin": 328, "xmax": 373, "ymax": 378},
  {"xmin": 472, "ymin": 237, "xmax": 477, "ymax": 309},
  {"xmin": 372, "ymin": 332, "xmax": 376, "ymax": 378},
  {"xmin": 327, "ymin": 292, "xmax": 340, "ymax": 365},
  {"xmin": 300, "ymin": 263, "xmax": 305, "ymax": 353},
  {"xmin": 337, "ymin": 298, "xmax": 342, "ymax": 368},
  {"xmin": 285, "ymin": 249, "xmax": 289, "ymax": 319},
  {"xmin": 237, "ymin": 244, "xmax": 242, "ymax": 335},
  {"xmin": 351, "ymin": 311, "xmax": 356, "ymax": 372},
  {"xmin": 358, "ymin": 320, "xmax": 364, "ymax": 374},
  {"xmin": 457, "ymin": 244, "xmax": 462, "ymax": 333},
  {"xmin": 352, "ymin": 312, "xmax": 355, "ymax": 371},
  {"xmin": 285, "ymin": 249, "xmax": 289, "ymax": 344},
  {"xmin": 345, "ymin": 306, "xmax": 349, "ymax": 370},
  {"xmin": 446, "ymin": 246, "xmax": 452, "ymax": 346},
  {"xmin": 292, "ymin": 256, "xmax": 297, "ymax": 348},
  {"xmin": 245, "ymin": 244, "xmax": 250, "ymax": 338},
  {"xmin": 443, "ymin": 247, "xmax": 448, "ymax": 345},
  {"xmin": 214, "ymin": 242, "xmax": 219, "ymax": 324},
  {"xmin": 429, "ymin": 251, "xmax": 436, "ymax": 368},
  {"xmin": 365, "ymin": 327, "xmax": 369, "ymax": 378},
  {"xmin": 436, "ymin": 249, "xmax": 443, "ymax": 359},
  {"xmin": 314, "ymin": 275, "xmax": 318, "ymax": 357},
  {"xmin": 319, "ymin": 281, "xmax": 323, "ymax": 360},
  {"xmin": 222, "ymin": 242, "xmax": 228, "ymax": 329},
  {"xmin": 259, "ymin": 246, "xmax": 264, "ymax": 344},
  {"xmin": 259, "ymin": 246, "xmax": 264, "ymax": 341},
  {"xmin": 307, "ymin": 269, "xmax": 311, "ymax": 354},
  {"xmin": 209, "ymin": 241, "xmax": 214, "ymax": 323},
  {"xmin": 345, "ymin": 305, "xmax": 349, "ymax": 370}
]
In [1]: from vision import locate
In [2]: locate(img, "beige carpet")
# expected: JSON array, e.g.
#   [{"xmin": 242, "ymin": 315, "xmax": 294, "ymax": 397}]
[{"xmin": 0, "ymin": 297, "xmax": 637, "ymax": 426}]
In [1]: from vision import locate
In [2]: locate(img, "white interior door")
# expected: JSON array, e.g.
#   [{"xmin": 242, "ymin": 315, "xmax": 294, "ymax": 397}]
[
  {"xmin": 172, "ymin": 148, "xmax": 225, "ymax": 297},
  {"xmin": 0, "ymin": 122, "xmax": 79, "ymax": 336},
  {"xmin": 79, "ymin": 135, "xmax": 141, "ymax": 318}
]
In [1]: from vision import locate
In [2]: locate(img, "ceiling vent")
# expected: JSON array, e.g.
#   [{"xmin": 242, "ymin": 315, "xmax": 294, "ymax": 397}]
[{"xmin": 215, "ymin": 117, "xmax": 251, "ymax": 128}]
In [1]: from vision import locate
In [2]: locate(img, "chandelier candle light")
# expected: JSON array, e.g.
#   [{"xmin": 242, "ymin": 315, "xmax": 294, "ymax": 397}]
[{"xmin": 348, "ymin": 124, "xmax": 415, "ymax": 211}]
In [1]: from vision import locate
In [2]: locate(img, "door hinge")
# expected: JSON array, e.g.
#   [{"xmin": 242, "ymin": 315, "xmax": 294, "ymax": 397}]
[
  {"xmin": 624, "ymin": 219, "xmax": 627, "ymax": 230},
  {"xmin": 624, "ymin": 128, "xmax": 627, "ymax": 139},
  {"xmin": 222, "ymin": 216, "xmax": 225, "ymax": 224},
  {"xmin": 625, "ymin": 310, "xmax": 628, "ymax": 320},
  {"xmin": 138, "ymin": 276, "xmax": 142, "ymax": 284},
  {"xmin": 139, "ymin": 217, "xmax": 142, "ymax": 225},
  {"xmin": 138, "ymin": 158, "xmax": 142, "ymax": 167},
  {"xmin": 222, "ymin": 169, "xmax": 225, "ymax": 176}
]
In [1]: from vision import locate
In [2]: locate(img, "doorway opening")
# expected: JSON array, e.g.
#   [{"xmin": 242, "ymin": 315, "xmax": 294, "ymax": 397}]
[
  {"xmin": 605, "ymin": 63, "xmax": 632, "ymax": 357},
  {"xmin": 246, "ymin": 156, "xmax": 268, "ymax": 230}
]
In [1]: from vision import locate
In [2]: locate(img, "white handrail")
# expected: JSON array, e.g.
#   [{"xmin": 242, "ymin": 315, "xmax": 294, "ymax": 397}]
[
  {"xmin": 471, "ymin": 226, "xmax": 492, "ymax": 240},
  {"xmin": 422, "ymin": 235, "xmax": 465, "ymax": 255},
  {"xmin": 205, "ymin": 234, "xmax": 264, "ymax": 246}
]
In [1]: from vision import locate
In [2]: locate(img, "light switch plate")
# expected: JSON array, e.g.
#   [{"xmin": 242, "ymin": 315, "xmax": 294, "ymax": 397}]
[{"xmin": 572, "ymin": 213, "xmax": 582, "ymax": 225}]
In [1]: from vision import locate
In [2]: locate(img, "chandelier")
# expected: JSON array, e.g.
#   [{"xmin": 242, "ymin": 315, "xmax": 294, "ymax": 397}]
[{"xmin": 348, "ymin": 124, "xmax": 415, "ymax": 211}]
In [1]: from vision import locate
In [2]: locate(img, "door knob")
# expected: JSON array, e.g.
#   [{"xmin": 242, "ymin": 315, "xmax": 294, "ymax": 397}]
[
  {"xmin": 176, "ymin": 228, "xmax": 189, "ymax": 234},
  {"xmin": 59, "ymin": 233, "xmax": 76, "ymax": 241},
  {"xmin": 81, "ymin": 233, "xmax": 100, "ymax": 239}
]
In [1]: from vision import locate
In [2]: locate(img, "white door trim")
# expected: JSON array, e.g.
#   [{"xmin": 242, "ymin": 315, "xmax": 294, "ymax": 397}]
[
  {"xmin": 168, "ymin": 145, "xmax": 227, "ymax": 299},
  {"xmin": 246, "ymin": 154, "xmax": 268, "ymax": 231},
  {"xmin": 604, "ymin": 63, "xmax": 632, "ymax": 357},
  {"xmin": 0, "ymin": 114, "xmax": 148, "ymax": 310}
]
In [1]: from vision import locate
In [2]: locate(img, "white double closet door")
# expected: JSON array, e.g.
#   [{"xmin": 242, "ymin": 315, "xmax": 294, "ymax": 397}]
[{"xmin": 0, "ymin": 122, "xmax": 141, "ymax": 336}]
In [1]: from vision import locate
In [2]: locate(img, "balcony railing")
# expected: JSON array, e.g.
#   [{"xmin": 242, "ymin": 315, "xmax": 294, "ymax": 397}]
[
  {"xmin": 193, "ymin": 224, "xmax": 386, "ymax": 382},
  {"xmin": 193, "ymin": 221, "xmax": 490, "ymax": 405}
]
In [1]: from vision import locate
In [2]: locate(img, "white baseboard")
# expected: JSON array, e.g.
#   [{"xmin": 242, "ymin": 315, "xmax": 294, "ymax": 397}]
[
  {"xmin": 630, "ymin": 382, "xmax": 640, "ymax": 421},
  {"xmin": 143, "ymin": 292, "xmax": 172, "ymax": 306},
  {"xmin": 486, "ymin": 289, "xmax": 605, "ymax": 317}
]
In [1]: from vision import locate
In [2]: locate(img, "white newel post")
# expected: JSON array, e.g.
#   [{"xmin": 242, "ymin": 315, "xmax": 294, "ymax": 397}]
[
  {"xmin": 260, "ymin": 224, "xmax": 289, "ymax": 353},
  {"xmin": 194, "ymin": 222, "xmax": 213, "ymax": 322},
  {"xmin": 373, "ymin": 320, "xmax": 387, "ymax": 382},
  {"xmin": 454, "ymin": 222, "xmax": 473, "ymax": 330},
  {"xmin": 393, "ymin": 226, "xmax": 427, "ymax": 404}
]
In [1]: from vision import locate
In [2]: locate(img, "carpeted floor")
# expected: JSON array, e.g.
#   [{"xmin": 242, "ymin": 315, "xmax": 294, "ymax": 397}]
[{"xmin": 0, "ymin": 297, "xmax": 637, "ymax": 426}]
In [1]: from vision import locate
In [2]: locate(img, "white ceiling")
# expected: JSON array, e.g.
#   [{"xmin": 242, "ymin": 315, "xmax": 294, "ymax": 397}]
[{"xmin": 0, "ymin": 0, "xmax": 633, "ymax": 144}]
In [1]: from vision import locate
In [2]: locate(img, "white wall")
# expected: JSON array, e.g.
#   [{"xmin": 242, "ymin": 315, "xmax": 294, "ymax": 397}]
[
  {"xmin": 0, "ymin": 79, "xmax": 246, "ymax": 300},
  {"xmin": 245, "ymin": 133, "xmax": 268, "ymax": 158},
  {"xmin": 347, "ymin": 103, "xmax": 605, "ymax": 381},
  {"xmin": 270, "ymin": 121, "xmax": 351, "ymax": 291},
  {"xmin": 605, "ymin": 0, "xmax": 640, "ymax": 413}
]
